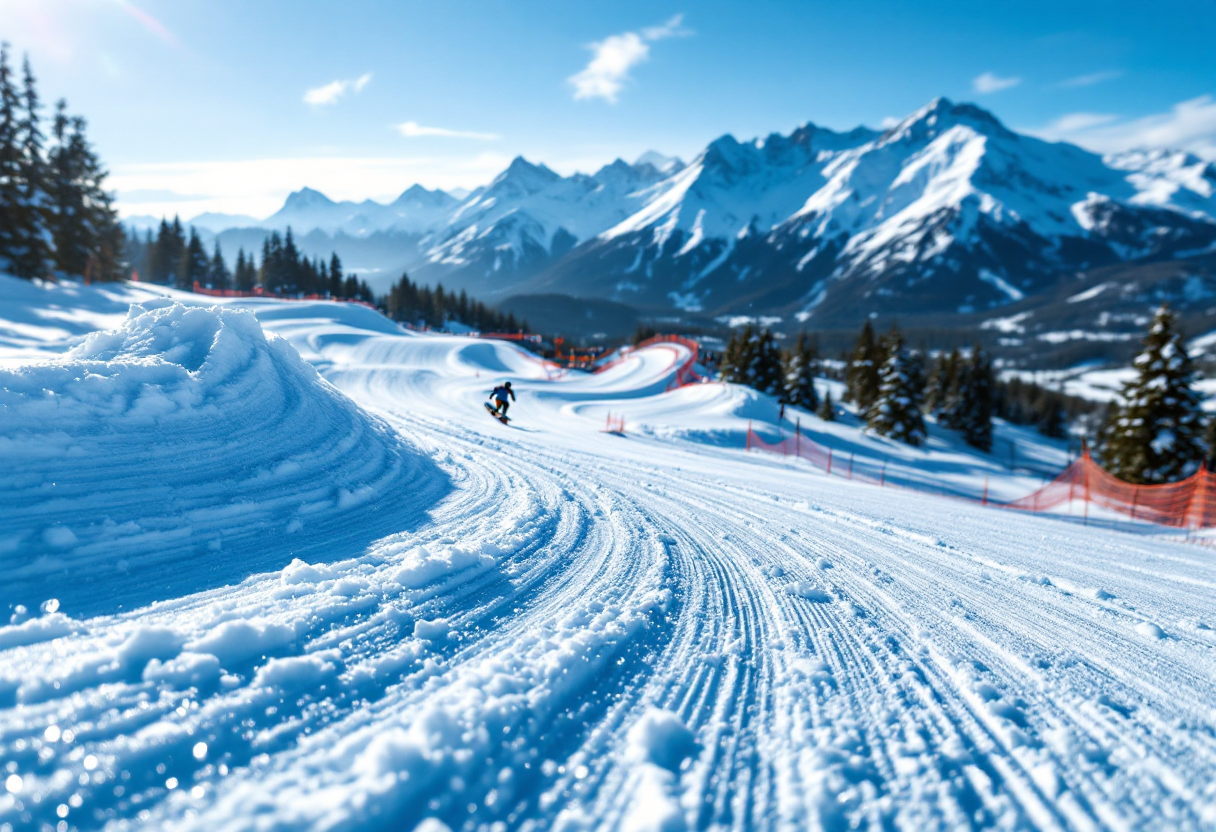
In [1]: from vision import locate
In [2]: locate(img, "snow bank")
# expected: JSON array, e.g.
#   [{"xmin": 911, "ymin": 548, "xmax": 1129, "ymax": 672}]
[
  {"xmin": 0, "ymin": 300, "xmax": 446, "ymax": 614},
  {"xmin": 626, "ymin": 708, "xmax": 697, "ymax": 772}
]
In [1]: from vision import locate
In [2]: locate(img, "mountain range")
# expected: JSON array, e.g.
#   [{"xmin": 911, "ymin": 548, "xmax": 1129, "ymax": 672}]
[{"xmin": 127, "ymin": 98, "xmax": 1216, "ymax": 335}]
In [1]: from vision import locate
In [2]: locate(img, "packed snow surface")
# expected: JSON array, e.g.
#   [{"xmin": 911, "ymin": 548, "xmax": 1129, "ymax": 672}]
[
  {"xmin": 2, "ymin": 278, "xmax": 1215, "ymax": 831},
  {"xmin": 0, "ymin": 298, "xmax": 445, "ymax": 614}
]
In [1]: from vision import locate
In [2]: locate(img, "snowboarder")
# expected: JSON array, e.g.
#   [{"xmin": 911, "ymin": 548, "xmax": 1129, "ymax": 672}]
[{"xmin": 488, "ymin": 381, "xmax": 515, "ymax": 418}]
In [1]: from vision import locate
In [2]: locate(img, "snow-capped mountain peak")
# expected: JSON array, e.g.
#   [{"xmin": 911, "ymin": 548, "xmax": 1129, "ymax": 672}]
[
  {"xmin": 391, "ymin": 183, "xmax": 459, "ymax": 208},
  {"xmin": 280, "ymin": 186, "xmax": 336, "ymax": 211},
  {"xmin": 181, "ymin": 97, "xmax": 1216, "ymax": 320},
  {"xmin": 488, "ymin": 156, "xmax": 562, "ymax": 196},
  {"xmin": 536, "ymin": 98, "xmax": 1216, "ymax": 320},
  {"xmin": 634, "ymin": 150, "xmax": 684, "ymax": 175}
]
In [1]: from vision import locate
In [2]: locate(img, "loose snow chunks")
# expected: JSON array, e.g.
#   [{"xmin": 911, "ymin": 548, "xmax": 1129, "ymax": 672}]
[
  {"xmin": 0, "ymin": 301, "xmax": 447, "ymax": 616},
  {"xmin": 786, "ymin": 580, "xmax": 832, "ymax": 603},
  {"xmin": 185, "ymin": 618, "xmax": 299, "ymax": 666},
  {"xmin": 252, "ymin": 654, "xmax": 337, "ymax": 690},
  {"xmin": 390, "ymin": 544, "xmax": 498, "ymax": 591}
]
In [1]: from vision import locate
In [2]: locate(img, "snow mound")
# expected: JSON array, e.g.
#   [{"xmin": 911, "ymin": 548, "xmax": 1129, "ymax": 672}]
[
  {"xmin": 0, "ymin": 300, "xmax": 446, "ymax": 614},
  {"xmin": 786, "ymin": 581, "xmax": 832, "ymax": 602},
  {"xmin": 626, "ymin": 708, "xmax": 698, "ymax": 773}
]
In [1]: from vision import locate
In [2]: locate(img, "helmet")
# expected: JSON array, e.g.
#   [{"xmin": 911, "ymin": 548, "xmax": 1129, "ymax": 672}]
[{"xmin": 504, "ymin": 381, "xmax": 512, "ymax": 388}]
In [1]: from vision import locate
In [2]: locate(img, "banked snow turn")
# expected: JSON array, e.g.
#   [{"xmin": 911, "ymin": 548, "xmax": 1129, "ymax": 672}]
[{"xmin": 1, "ymin": 295, "xmax": 1214, "ymax": 831}]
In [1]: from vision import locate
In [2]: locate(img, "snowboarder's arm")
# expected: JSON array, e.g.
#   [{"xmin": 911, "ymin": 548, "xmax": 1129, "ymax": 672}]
[{"xmin": 509, "ymin": 389, "xmax": 516, "ymax": 401}]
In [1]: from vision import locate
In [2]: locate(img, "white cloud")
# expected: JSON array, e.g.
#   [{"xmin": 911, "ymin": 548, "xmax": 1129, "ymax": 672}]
[
  {"xmin": 569, "ymin": 14, "xmax": 690, "ymax": 104},
  {"xmin": 1058, "ymin": 70, "xmax": 1122, "ymax": 88},
  {"xmin": 1042, "ymin": 112, "xmax": 1119, "ymax": 133},
  {"xmin": 303, "ymin": 72, "xmax": 373, "ymax": 106},
  {"xmin": 640, "ymin": 16, "xmax": 689, "ymax": 40},
  {"xmin": 110, "ymin": 153, "xmax": 514, "ymax": 220},
  {"xmin": 880, "ymin": 116, "xmax": 900, "ymax": 129},
  {"xmin": 972, "ymin": 72, "xmax": 1021, "ymax": 94},
  {"xmin": 1031, "ymin": 96, "xmax": 1216, "ymax": 160},
  {"xmin": 396, "ymin": 121, "xmax": 500, "ymax": 141}
]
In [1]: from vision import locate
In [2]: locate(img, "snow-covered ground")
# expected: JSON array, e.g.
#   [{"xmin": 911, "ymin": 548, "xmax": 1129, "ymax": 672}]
[{"xmin": 2, "ymin": 277, "xmax": 1215, "ymax": 831}]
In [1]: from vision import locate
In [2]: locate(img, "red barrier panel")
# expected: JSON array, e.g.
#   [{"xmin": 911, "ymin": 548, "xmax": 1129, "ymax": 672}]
[
  {"xmin": 595, "ymin": 335, "xmax": 705, "ymax": 391},
  {"xmin": 745, "ymin": 425, "xmax": 1216, "ymax": 530}
]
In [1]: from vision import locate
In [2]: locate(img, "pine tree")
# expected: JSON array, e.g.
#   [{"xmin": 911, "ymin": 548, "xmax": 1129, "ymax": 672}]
[
  {"xmin": 259, "ymin": 232, "xmax": 282, "ymax": 291},
  {"xmin": 46, "ymin": 101, "xmax": 90, "ymax": 277},
  {"xmin": 177, "ymin": 228, "xmax": 208, "ymax": 290},
  {"xmin": 328, "ymin": 253, "xmax": 343, "ymax": 298},
  {"xmin": 233, "ymin": 248, "xmax": 256, "ymax": 292},
  {"xmin": 207, "ymin": 241, "xmax": 230, "ymax": 290},
  {"xmin": 1036, "ymin": 399, "xmax": 1066, "ymax": 439},
  {"xmin": 122, "ymin": 228, "xmax": 150, "ymax": 280},
  {"xmin": 866, "ymin": 330, "xmax": 926, "ymax": 445},
  {"xmin": 750, "ymin": 328, "xmax": 784, "ymax": 396},
  {"xmin": 149, "ymin": 218, "xmax": 184, "ymax": 283},
  {"xmin": 0, "ymin": 50, "xmax": 128, "ymax": 282},
  {"xmin": 965, "ymin": 346, "xmax": 995, "ymax": 452},
  {"xmin": 45, "ymin": 102, "xmax": 124, "ymax": 280},
  {"xmin": 782, "ymin": 331, "xmax": 819, "ymax": 411},
  {"xmin": 633, "ymin": 323, "xmax": 658, "ymax": 345},
  {"xmin": 817, "ymin": 389, "xmax": 836, "ymax": 422},
  {"xmin": 1205, "ymin": 417, "xmax": 1216, "ymax": 472},
  {"xmin": 718, "ymin": 329, "xmax": 739, "ymax": 381},
  {"xmin": 943, "ymin": 345, "xmax": 994, "ymax": 451},
  {"xmin": 0, "ymin": 43, "xmax": 25, "ymax": 276},
  {"xmin": 719, "ymin": 325, "xmax": 754, "ymax": 385},
  {"xmin": 924, "ymin": 350, "xmax": 958, "ymax": 415},
  {"xmin": 1100, "ymin": 305, "xmax": 1204, "ymax": 483},
  {"xmin": 845, "ymin": 320, "xmax": 881, "ymax": 411},
  {"xmin": 432, "ymin": 284, "xmax": 448, "ymax": 327},
  {"xmin": 281, "ymin": 227, "xmax": 301, "ymax": 293},
  {"xmin": 6, "ymin": 55, "xmax": 51, "ymax": 279},
  {"xmin": 905, "ymin": 347, "xmax": 926, "ymax": 404}
]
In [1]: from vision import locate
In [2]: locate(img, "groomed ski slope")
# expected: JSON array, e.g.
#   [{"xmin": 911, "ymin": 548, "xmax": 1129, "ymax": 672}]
[{"xmin": 1, "ymin": 280, "xmax": 1215, "ymax": 832}]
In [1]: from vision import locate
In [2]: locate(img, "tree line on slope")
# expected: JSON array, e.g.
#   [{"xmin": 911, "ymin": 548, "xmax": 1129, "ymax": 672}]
[
  {"xmin": 126, "ymin": 225, "xmax": 527, "ymax": 334},
  {"xmin": 382, "ymin": 273, "xmax": 525, "ymax": 333},
  {"xmin": 124, "ymin": 221, "xmax": 377, "ymax": 303},
  {"xmin": 718, "ymin": 327, "xmax": 838, "ymax": 420},
  {"xmin": 718, "ymin": 322, "xmax": 1090, "ymax": 451},
  {"xmin": 718, "ymin": 322, "xmax": 996, "ymax": 450},
  {"xmin": 718, "ymin": 307, "xmax": 1216, "ymax": 486},
  {"xmin": 0, "ymin": 45, "xmax": 124, "ymax": 282}
]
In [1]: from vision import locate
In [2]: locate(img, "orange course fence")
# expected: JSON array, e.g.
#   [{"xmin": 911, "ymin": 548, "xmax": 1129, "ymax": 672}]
[
  {"xmin": 1005, "ymin": 451, "xmax": 1216, "ymax": 528},
  {"xmin": 746, "ymin": 423, "xmax": 1216, "ymax": 530},
  {"xmin": 601, "ymin": 413, "xmax": 626, "ymax": 434}
]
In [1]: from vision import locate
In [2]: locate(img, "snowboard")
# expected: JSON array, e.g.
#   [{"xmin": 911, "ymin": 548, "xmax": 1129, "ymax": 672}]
[{"xmin": 484, "ymin": 401, "xmax": 510, "ymax": 424}]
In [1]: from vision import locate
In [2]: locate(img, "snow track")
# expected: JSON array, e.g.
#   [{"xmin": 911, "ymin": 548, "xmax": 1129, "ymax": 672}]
[{"xmin": 2, "ymin": 296, "xmax": 1214, "ymax": 831}]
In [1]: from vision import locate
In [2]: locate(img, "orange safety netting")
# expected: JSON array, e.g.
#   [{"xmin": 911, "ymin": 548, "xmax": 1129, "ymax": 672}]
[
  {"xmin": 1005, "ymin": 451, "xmax": 1216, "ymax": 528},
  {"xmin": 746, "ymin": 424, "xmax": 896, "ymax": 487},
  {"xmin": 746, "ymin": 424, "xmax": 1216, "ymax": 529}
]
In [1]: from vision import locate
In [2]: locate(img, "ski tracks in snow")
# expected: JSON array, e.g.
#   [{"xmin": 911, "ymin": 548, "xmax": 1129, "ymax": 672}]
[{"xmin": 2, "ymin": 328, "xmax": 1215, "ymax": 831}]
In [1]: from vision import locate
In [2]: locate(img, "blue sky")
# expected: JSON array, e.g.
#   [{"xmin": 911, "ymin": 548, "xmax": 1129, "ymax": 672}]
[{"xmin": 4, "ymin": 0, "xmax": 1214, "ymax": 219}]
